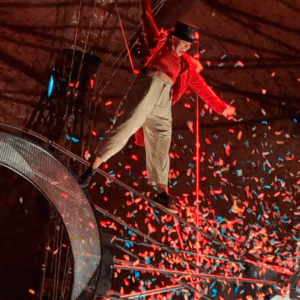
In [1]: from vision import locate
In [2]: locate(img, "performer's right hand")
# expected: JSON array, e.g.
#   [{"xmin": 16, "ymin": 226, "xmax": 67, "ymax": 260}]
[{"xmin": 222, "ymin": 105, "xmax": 236, "ymax": 118}]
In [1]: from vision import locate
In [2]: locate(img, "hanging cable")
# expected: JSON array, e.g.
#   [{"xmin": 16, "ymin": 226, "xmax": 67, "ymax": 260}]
[
  {"xmin": 60, "ymin": 248, "xmax": 71, "ymax": 299},
  {"xmin": 96, "ymin": 0, "xmax": 167, "ymax": 97},
  {"xmin": 52, "ymin": 219, "xmax": 60, "ymax": 300},
  {"xmin": 195, "ymin": 40, "xmax": 201, "ymax": 276},
  {"xmin": 110, "ymin": 0, "xmax": 166, "ymax": 69},
  {"xmin": 76, "ymin": 0, "xmax": 97, "ymax": 84},
  {"xmin": 114, "ymin": 0, "xmax": 136, "ymax": 73},
  {"xmin": 68, "ymin": 0, "xmax": 84, "ymax": 86},
  {"xmin": 39, "ymin": 238, "xmax": 50, "ymax": 300},
  {"xmin": 54, "ymin": 225, "xmax": 64, "ymax": 300}
]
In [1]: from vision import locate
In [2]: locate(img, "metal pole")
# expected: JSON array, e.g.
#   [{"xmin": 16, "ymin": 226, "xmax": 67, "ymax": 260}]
[
  {"xmin": 113, "ymin": 263, "xmax": 278, "ymax": 285},
  {"xmin": 119, "ymin": 284, "xmax": 183, "ymax": 299}
]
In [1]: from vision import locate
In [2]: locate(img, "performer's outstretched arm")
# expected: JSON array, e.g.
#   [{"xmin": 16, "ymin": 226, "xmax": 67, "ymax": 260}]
[
  {"xmin": 141, "ymin": 0, "xmax": 161, "ymax": 48},
  {"xmin": 188, "ymin": 69, "xmax": 236, "ymax": 116}
]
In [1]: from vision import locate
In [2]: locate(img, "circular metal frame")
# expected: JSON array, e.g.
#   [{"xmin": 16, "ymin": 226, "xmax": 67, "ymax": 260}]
[{"xmin": 0, "ymin": 130, "xmax": 101, "ymax": 300}]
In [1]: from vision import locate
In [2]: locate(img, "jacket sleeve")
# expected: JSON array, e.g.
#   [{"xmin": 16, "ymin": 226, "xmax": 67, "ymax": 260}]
[
  {"xmin": 141, "ymin": 0, "xmax": 161, "ymax": 48},
  {"xmin": 188, "ymin": 69, "xmax": 230, "ymax": 115}
]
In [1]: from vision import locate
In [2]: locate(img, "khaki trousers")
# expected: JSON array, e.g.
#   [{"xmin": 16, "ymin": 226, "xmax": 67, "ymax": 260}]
[{"xmin": 95, "ymin": 72, "xmax": 172, "ymax": 186}]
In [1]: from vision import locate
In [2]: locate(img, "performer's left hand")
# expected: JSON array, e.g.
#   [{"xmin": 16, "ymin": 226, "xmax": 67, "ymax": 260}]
[{"xmin": 222, "ymin": 106, "xmax": 236, "ymax": 118}]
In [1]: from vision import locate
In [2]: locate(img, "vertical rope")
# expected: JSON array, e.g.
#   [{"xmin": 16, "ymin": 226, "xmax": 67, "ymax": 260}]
[
  {"xmin": 114, "ymin": 0, "xmax": 135, "ymax": 73},
  {"xmin": 68, "ymin": 0, "xmax": 84, "ymax": 86},
  {"xmin": 76, "ymin": 0, "xmax": 97, "ymax": 84},
  {"xmin": 54, "ymin": 225, "xmax": 64, "ymax": 300},
  {"xmin": 96, "ymin": 0, "xmax": 166, "ymax": 97},
  {"xmin": 39, "ymin": 240, "xmax": 49, "ymax": 300},
  {"xmin": 52, "ymin": 221, "xmax": 60, "ymax": 300},
  {"xmin": 195, "ymin": 41, "xmax": 201, "ymax": 283},
  {"xmin": 60, "ymin": 246, "xmax": 71, "ymax": 299}
]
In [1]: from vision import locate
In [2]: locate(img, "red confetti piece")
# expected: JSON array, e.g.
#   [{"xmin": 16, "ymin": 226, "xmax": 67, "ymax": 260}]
[
  {"xmin": 89, "ymin": 222, "xmax": 95, "ymax": 228},
  {"xmin": 131, "ymin": 154, "xmax": 138, "ymax": 161}
]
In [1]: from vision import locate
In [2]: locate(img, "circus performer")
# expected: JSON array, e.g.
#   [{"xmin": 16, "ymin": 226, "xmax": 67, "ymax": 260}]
[{"xmin": 79, "ymin": 0, "xmax": 236, "ymax": 213}]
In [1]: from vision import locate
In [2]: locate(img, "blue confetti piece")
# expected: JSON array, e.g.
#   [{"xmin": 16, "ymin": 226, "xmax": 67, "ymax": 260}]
[
  {"xmin": 216, "ymin": 216, "xmax": 224, "ymax": 223},
  {"xmin": 212, "ymin": 288, "xmax": 218, "ymax": 297},
  {"xmin": 152, "ymin": 211, "xmax": 160, "ymax": 222},
  {"xmin": 128, "ymin": 230, "xmax": 136, "ymax": 236},
  {"xmin": 145, "ymin": 257, "xmax": 151, "ymax": 264},
  {"xmin": 125, "ymin": 241, "xmax": 134, "ymax": 248},
  {"xmin": 281, "ymin": 215, "xmax": 289, "ymax": 223}
]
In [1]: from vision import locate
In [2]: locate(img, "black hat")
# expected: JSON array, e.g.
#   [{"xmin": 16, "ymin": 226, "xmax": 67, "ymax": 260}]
[{"xmin": 171, "ymin": 21, "xmax": 199, "ymax": 43}]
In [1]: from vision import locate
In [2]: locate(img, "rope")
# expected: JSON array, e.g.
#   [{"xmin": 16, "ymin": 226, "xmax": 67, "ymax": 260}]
[
  {"xmin": 75, "ymin": 0, "xmax": 97, "ymax": 84},
  {"xmin": 195, "ymin": 40, "xmax": 201, "ymax": 276},
  {"xmin": 96, "ymin": 0, "xmax": 167, "ymax": 97},
  {"xmin": 39, "ymin": 238, "xmax": 49, "ymax": 300},
  {"xmin": 114, "ymin": 0, "xmax": 136, "ymax": 73},
  {"xmin": 68, "ymin": 0, "xmax": 84, "ymax": 86}
]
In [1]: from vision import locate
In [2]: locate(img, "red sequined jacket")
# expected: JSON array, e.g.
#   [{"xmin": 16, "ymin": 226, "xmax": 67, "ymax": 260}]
[{"xmin": 135, "ymin": 0, "xmax": 234, "ymax": 146}]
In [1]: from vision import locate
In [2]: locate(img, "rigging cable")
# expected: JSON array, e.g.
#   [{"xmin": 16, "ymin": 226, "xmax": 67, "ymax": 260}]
[
  {"xmin": 76, "ymin": 0, "xmax": 97, "ymax": 84},
  {"xmin": 96, "ymin": 0, "xmax": 167, "ymax": 97},
  {"xmin": 68, "ymin": 0, "xmax": 84, "ymax": 86},
  {"xmin": 195, "ymin": 39, "xmax": 201, "ymax": 275},
  {"xmin": 114, "ymin": 0, "xmax": 136, "ymax": 73}
]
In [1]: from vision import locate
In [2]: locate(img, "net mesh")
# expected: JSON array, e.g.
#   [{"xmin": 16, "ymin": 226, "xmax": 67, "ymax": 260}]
[{"xmin": 0, "ymin": 132, "xmax": 101, "ymax": 300}]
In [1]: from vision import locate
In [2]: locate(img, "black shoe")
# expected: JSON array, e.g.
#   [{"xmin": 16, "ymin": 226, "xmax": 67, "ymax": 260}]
[
  {"xmin": 153, "ymin": 192, "xmax": 178, "ymax": 214},
  {"xmin": 78, "ymin": 166, "xmax": 96, "ymax": 188}
]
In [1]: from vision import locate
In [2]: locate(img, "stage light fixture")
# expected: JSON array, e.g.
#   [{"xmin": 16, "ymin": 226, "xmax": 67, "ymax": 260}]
[
  {"xmin": 46, "ymin": 67, "xmax": 61, "ymax": 100},
  {"xmin": 47, "ymin": 74, "xmax": 55, "ymax": 98}
]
